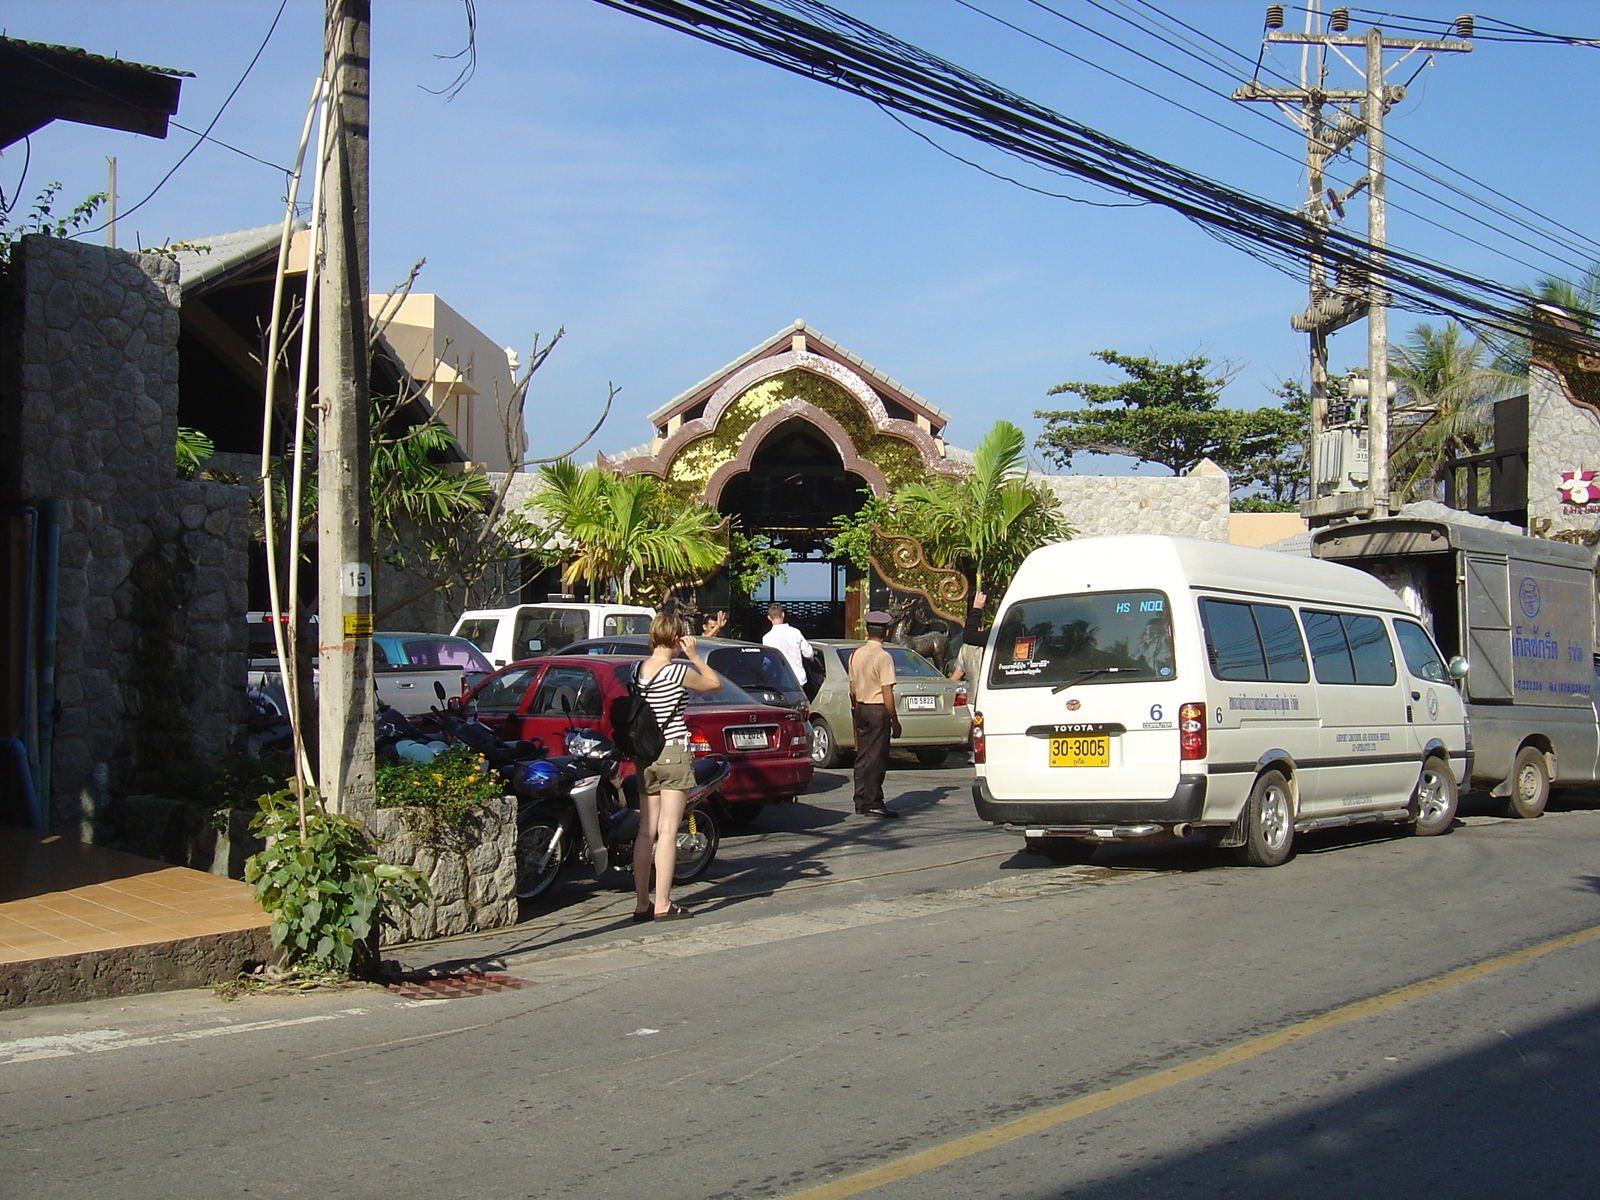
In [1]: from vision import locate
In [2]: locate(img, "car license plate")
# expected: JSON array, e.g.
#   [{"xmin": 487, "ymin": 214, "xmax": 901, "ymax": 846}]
[
  {"xmin": 904, "ymin": 695, "xmax": 937, "ymax": 711},
  {"xmin": 730, "ymin": 729, "xmax": 768, "ymax": 751},
  {"xmin": 1049, "ymin": 735, "xmax": 1109, "ymax": 767}
]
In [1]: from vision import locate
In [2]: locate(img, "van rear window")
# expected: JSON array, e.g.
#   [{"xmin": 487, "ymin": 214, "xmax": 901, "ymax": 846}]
[{"xmin": 988, "ymin": 590, "xmax": 1174, "ymax": 689}]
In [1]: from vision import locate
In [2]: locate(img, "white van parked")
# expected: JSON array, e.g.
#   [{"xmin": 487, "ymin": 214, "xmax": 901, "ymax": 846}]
[
  {"xmin": 451, "ymin": 602, "xmax": 655, "ymax": 668},
  {"xmin": 972, "ymin": 535, "xmax": 1469, "ymax": 866}
]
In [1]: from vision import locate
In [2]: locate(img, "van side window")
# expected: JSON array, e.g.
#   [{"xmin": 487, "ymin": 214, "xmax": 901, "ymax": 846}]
[
  {"xmin": 1301, "ymin": 610, "xmax": 1355, "ymax": 684},
  {"xmin": 1199, "ymin": 600, "xmax": 1309, "ymax": 683},
  {"xmin": 1343, "ymin": 614, "xmax": 1397, "ymax": 686},
  {"xmin": 1394, "ymin": 620, "xmax": 1448, "ymax": 682},
  {"xmin": 1301, "ymin": 610, "xmax": 1397, "ymax": 686}
]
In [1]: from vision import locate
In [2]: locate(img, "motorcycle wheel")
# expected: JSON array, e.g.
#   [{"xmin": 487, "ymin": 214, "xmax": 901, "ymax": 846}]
[
  {"xmin": 515, "ymin": 804, "xmax": 567, "ymax": 900},
  {"xmin": 673, "ymin": 807, "xmax": 720, "ymax": 882}
]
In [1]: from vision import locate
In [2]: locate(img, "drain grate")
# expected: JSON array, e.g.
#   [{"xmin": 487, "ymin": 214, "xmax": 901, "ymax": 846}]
[{"xmin": 385, "ymin": 972, "xmax": 534, "ymax": 1000}]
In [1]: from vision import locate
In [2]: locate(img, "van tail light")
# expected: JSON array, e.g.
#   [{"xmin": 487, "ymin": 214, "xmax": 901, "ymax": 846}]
[
  {"xmin": 972, "ymin": 712, "xmax": 985, "ymax": 764},
  {"xmin": 1179, "ymin": 702, "xmax": 1206, "ymax": 760},
  {"xmin": 690, "ymin": 732, "xmax": 713, "ymax": 757},
  {"xmin": 954, "ymin": 685, "xmax": 969, "ymax": 708}
]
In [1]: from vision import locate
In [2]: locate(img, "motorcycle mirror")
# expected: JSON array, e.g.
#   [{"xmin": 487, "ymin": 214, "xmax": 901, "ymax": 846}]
[
  {"xmin": 560, "ymin": 694, "xmax": 573, "ymax": 714},
  {"xmin": 433, "ymin": 680, "xmax": 449, "ymax": 701}
]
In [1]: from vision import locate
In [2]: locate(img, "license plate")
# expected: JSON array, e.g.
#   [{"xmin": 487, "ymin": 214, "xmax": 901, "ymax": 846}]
[
  {"xmin": 1049, "ymin": 735, "xmax": 1109, "ymax": 767},
  {"xmin": 730, "ymin": 729, "xmax": 769, "ymax": 751},
  {"xmin": 904, "ymin": 695, "xmax": 937, "ymax": 711}
]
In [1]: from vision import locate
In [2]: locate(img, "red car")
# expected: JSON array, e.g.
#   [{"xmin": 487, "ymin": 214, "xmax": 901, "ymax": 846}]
[{"xmin": 463, "ymin": 655, "xmax": 814, "ymax": 819}]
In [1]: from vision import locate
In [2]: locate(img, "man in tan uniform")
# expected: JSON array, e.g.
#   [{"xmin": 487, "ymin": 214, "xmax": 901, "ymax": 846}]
[{"xmin": 848, "ymin": 611, "xmax": 902, "ymax": 818}]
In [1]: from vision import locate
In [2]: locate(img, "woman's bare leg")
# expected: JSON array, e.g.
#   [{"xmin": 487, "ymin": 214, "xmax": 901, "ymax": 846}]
[
  {"xmin": 653, "ymin": 788, "xmax": 688, "ymax": 913},
  {"xmin": 634, "ymin": 789, "xmax": 660, "ymax": 911}
]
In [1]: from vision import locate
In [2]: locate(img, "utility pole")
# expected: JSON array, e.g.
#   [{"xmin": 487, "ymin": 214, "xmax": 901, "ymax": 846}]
[
  {"xmin": 105, "ymin": 157, "xmax": 117, "ymax": 248},
  {"xmin": 1235, "ymin": 5, "xmax": 1472, "ymax": 525},
  {"xmin": 317, "ymin": 0, "xmax": 374, "ymax": 815}
]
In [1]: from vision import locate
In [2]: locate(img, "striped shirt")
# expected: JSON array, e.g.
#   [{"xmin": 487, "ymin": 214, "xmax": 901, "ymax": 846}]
[{"xmin": 638, "ymin": 660, "xmax": 690, "ymax": 747}]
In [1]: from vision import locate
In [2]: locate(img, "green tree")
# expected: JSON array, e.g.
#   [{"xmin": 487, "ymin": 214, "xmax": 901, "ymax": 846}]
[
  {"xmin": 725, "ymin": 527, "xmax": 788, "ymax": 600},
  {"xmin": 882, "ymin": 421, "xmax": 1071, "ymax": 594},
  {"xmin": 1388, "ymin": 321, "xmax": 1521, "ymax": 501},
  {"xmin": 530, "ymin": 460, "xmax": 725, "ymax": 603},
  {"xmin": 1036, "ymin": 349, "xmax": 1290, "ymax": 478},
  {"xmin": 1230, "ymin": 381, "xmax": 1309, "ymax": 511}
]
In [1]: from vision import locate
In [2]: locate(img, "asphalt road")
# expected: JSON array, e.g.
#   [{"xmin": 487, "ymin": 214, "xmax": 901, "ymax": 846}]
[{"xmin": 4, "ymin": 760, "xmax": 1600, "ymax": 1199}]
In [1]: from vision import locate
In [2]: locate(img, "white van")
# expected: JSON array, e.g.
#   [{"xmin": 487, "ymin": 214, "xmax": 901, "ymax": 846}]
[
  {"xmin": 451, "ymin": 602, "xmax": 655, "ymax": 668},
  {"xmin": 972, "ymin": 535, "xmax": 1468, "ymax": 866}
]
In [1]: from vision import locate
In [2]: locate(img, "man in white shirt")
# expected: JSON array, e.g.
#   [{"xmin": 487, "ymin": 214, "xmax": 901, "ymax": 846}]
[{"xmin": 761, "ymin": 603, "xmax": 813, "ymax": 684}]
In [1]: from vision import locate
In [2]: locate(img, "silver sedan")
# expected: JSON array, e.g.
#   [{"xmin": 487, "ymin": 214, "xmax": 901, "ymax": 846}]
[{"xmin": 805, "ymin": 639, "xmax": 973, "ymax": 768}]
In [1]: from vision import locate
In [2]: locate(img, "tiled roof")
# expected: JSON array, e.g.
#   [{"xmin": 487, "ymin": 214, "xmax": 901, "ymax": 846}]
[
  {"xmin": 647, "ymin": 320, "xmax": 952, "ymax": 426},
  {"xmin": 0, "ymin": 36, "xmax": 193, "ymax": 77},
  {"xmin": 171, "ymin": 223, "xmax": 301, "ymax": 292}
]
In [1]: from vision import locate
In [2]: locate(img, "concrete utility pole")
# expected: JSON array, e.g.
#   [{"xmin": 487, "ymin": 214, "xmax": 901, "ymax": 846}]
[
  {"xmin": 1235, "ymin": 6, "xmax": 1472, "ymax": 524},
  {"xmin": 105, "ymin": 157, "xmax": 117, "ymax": 248},
  {"xmin": 317, "ymin": 0, "xmax": 374, "ymax": 815}
]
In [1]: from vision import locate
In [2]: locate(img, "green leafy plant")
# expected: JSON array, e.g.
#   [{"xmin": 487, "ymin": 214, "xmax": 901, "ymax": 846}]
[
  {"xmin": 0, "ymin": 182, "xmax": 107, "ymax": 262},
  {"xmin": 374, "ymin": 746, "xmax": 501, "ymax": 843},
  {"xmin": 244, "ymin": 789, "xmax": 428, "ymax": 977},
  {"xmin": 175, "ymin": 426, "xmax": 215, "ymax": 480},
  {"xmin": 154, "ymin": 751, "xmax": 293, "ymax": 810}
]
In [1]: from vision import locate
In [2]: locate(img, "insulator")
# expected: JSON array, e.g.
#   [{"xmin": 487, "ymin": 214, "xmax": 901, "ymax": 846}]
[
  {"xmin": 1330, "ymin": 7, "xmax": 1350, "ymax": 32},
  {"xmin": 1265, "ymin": 4, "xmax": 1284, "ymax": 30},
  {"xmin": 1456, "ymin": 14, "xmax": 1474, "ymax": 38}
]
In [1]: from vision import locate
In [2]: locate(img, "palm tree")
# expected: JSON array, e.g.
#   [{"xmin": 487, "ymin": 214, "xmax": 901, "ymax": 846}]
[
  {"xmin": 532, "ymin": 460, "xmax": 725, "ymax": 603},
  {"xmin": 892, "ymin": 420, "xmax": 1072, "ymax": 594},
  {"xmin": 1388, "ymin": 322, "xmax": 1521, "ymax": 501}
]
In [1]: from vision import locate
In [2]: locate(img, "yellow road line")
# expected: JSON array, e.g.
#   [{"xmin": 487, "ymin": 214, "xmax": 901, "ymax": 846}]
[{"xmin": 785, "ymin": 921, "xmax": 1600, "ymax": 1200}]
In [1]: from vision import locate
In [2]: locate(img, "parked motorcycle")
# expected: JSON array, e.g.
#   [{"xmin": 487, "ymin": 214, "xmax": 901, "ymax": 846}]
[
  {"xmin": 512, "ymin": 725, "xmax": 729, "ymax": 902},
  {"xmin": 375, "ymin": 700, "xmax": 450, "ymax": 763}
]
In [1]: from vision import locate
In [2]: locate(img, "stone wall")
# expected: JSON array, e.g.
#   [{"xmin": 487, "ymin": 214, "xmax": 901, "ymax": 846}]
[
  {"xmin": 1527, "ymin": 362, "xmax": 1600, "ymax": 536},
  {"xmin": 364, "ymin": 796, "xmax": 519, "ymax": 943},
  {"xmin": 1030, "ymin": 460, "xmax": 1232, "ymax": 542},
  {"xmin": 7, "ymin": 235, "xmax": 251, "ymax": 831}
]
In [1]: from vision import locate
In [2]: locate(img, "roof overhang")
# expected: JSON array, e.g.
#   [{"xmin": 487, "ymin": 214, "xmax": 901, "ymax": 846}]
[{"xmin": 0, "ymin": 37, "xmax": 189, "ymax": 148}]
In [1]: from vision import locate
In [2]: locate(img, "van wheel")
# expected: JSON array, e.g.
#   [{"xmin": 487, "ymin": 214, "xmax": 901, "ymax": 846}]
[
  {"xmin": 1410, "ymin": 757, "xmax": 1458, "ymax": 836},
  {"xmin": 809, "ymin": 718, "xmax": 839, "ymax": 769},
  {"xmin": 1025, "ymin": 836, "xmax": 1096, "ymax": 864},
  {"xmin": 1499, "ymin": 747, "xmax": 1549, "ymax": 819},
  {"xmin": 1234, "ymin": 770, "xmax": 1294, "ymax": 867},
  {"xmin": 914, "ymin": 746, "xmax": 948, "ymax": 768}
]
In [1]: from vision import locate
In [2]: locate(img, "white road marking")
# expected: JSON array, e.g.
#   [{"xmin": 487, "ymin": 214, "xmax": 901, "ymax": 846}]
[{"xmin": 0, "ymin": 1008, "xmax": 371, "ymax": 1066}]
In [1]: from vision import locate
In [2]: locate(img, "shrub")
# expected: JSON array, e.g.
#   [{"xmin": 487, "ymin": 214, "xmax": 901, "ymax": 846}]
[
  {"xmin": 244, "ymin": 788, "xmax": 428, "ymax": 978},
  {"xmin": 374, "ymin": 746, "xmax": 503, "ymax": 843}
]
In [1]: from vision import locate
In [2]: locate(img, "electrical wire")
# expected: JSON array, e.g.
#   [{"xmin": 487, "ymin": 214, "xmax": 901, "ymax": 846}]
[
  {"xmin": 1016, "ymin": 0, "xmax": 1600, "ymax": 277},
  {"xmin": 78, "ymin": 0, "xmax": 289, "ymax": 236},
  {"xmin": 589, "ymin": 0, "xmax": 1600, "ymax": 348},
  {"xmin": 0, "ymin": 135, "xmax": 30, "ymax": 216},
  {"xmin": 1122, "ymin": 0, "xmax": 1600, "ymax": 265},
  {"xmin": 170, "ymin": 120, "xmax": 294, "ymax": 174}
]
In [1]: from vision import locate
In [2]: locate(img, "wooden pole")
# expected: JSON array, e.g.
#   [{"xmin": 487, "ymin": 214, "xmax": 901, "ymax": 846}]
[{"xmin": 316, "ymin": 0, "xmax": 374, "ymax": 815}]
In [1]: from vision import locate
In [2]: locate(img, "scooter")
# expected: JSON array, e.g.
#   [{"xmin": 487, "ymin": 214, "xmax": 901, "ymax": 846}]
[
  {"xmin": 510, "ymin": 723, "xmax": 730, "ymax": 902},
  {"xmin": 375, "ymin": 700, "xmax": 450, "ymax": 763}
]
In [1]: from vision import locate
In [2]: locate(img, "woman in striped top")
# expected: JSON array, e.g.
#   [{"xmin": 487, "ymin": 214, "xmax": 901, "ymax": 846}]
[{"xmin": 633, "ymin": 613, "xmax": 721, "ymax": 922}]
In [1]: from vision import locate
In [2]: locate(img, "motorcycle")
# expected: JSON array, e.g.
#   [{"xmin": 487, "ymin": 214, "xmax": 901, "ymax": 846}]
[
  {"xmin": 511, "ymin": 724, "xmax": 729, "ymax": 902},
  {"xmin": 375, "ymin": 700, "xmax": 450, "ymax": 763}
]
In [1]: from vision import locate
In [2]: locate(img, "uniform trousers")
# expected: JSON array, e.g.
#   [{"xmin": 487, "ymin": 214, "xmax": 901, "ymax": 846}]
[{"xmin": 851, "ymin": 701, "xmax": 892, "ymax": 811}]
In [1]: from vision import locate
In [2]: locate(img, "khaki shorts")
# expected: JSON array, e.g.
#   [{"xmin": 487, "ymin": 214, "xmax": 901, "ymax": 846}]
[{"xmin": 638, "ymin": 743, "xmax": 696, "ymax": 795}]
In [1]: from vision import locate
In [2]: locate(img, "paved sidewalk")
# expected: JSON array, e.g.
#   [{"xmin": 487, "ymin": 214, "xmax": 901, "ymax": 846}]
[{"xmin": 1, "ymin": 830, "xmax": 271, "ymax": 1009}]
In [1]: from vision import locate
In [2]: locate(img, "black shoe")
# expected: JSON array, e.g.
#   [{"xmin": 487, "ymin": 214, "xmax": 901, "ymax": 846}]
[{"xmin": 862, "ymin": 806, "xmax": 899, "ymax": 819}]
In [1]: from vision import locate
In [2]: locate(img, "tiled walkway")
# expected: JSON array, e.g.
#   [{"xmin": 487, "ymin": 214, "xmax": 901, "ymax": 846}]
[{"xmin": 0, "ymin": 830, "xmax": 269, "ymax": 965}]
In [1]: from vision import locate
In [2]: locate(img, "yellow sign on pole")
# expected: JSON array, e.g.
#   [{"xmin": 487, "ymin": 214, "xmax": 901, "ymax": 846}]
[{"xmin": 343, "ymin": 613, "xmax": 373, "ymax": 639}]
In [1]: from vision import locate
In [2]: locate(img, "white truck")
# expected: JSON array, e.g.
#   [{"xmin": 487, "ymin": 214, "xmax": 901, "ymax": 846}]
[
  {"xmin": 450, "ymin": 602, "xmax": 654, "ymax": 668},
  {"xmin": 1311, "ymin": 516, "xmax": 1600, "ymax": 818}
]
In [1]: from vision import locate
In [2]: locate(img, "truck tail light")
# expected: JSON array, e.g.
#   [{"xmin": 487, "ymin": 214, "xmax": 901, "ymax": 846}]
[
  {"xmin": 972, "ymin": 712, "xmax": 985, "ymax": 764},
  {"xmin": 1179, "ymin": 702, "xmax": 1206, "ymax": 760},
  {"xmin": 690, "ymin": 732, "xmax": 713, "ymax": 757},
  {"xmin": 954, "ymin": 685, "xmax": 969, "ymax": 707}
]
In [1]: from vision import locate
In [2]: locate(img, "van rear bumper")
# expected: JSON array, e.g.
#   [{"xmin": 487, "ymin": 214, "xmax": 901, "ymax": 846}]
[{"xmin": 971, "ymin": 774, "xmax": 1207, "ymax": 827}]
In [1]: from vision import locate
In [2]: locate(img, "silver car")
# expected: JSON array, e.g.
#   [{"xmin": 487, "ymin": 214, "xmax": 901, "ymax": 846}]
[{"xmin": 806, "ymin": 640, "xmax": 973, "ymax": 768}]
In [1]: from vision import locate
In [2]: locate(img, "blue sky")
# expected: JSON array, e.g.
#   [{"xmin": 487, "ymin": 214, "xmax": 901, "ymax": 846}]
[{"xmin": 6, "ymin": 1, "xmax": 1599, "ymax": 475}]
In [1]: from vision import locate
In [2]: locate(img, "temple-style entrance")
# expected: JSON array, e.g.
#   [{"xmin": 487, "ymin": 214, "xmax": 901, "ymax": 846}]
[{"xmin": 602, "ymin": 320, "xmax": 970, "ymax": 640}]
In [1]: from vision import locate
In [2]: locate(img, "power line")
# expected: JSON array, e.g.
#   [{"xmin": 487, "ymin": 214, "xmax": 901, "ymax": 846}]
[
  {"xmin": 79, "ymin": 0, "xmax": 289, "ymax": 236},
  {"xmin": 589, "ymin": 0, "xmax": 1600, "ymax": 349},
  {"xmin": 170, "ymin": 121, "xmax": 293, "ymax": 174},
  {"xmin": 1016, "ymin": 0, "xmax": 1600, "ymax": 276}
]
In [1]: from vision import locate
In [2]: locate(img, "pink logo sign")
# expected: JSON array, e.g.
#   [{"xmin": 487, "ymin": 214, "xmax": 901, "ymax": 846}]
[{"xmin": 1560, "ymin": 470, "xmax": 1597, "ymax": 505}]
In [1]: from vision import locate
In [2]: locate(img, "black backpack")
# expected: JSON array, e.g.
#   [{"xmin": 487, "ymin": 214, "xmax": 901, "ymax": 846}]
[{"xmin": 610, "ymin": 662, "xmax": 667, "ymax": 762}]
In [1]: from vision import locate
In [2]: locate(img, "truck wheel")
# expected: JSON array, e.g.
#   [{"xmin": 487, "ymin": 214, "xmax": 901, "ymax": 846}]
[
  {"xmin": 1024, "ymin": 836, "xmax": 1096, "ymax": 864},
  {"xmin": 809, "ymin": 718, "xmax": 840, "ymax": 769},
  {"xmin": 1410, "ymin": 757, "xmax": 1458, "ymax": 836},
  {"xmin": 1499, "ymin": 746, "xmax": 1549, "ymax": 819},
  {"xmin": 914, "ymin": 746, "xmax": 948, "ymax": 768},
  {"xmin": 1233, "ymin": 770, "xmax": 1295, "ymax": 867}
]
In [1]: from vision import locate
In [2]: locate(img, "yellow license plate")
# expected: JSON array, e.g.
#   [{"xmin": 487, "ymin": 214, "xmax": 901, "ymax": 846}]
[{"xmin": 1049, "ymin": 736, "xmax": 1110, "ymax": 767}]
